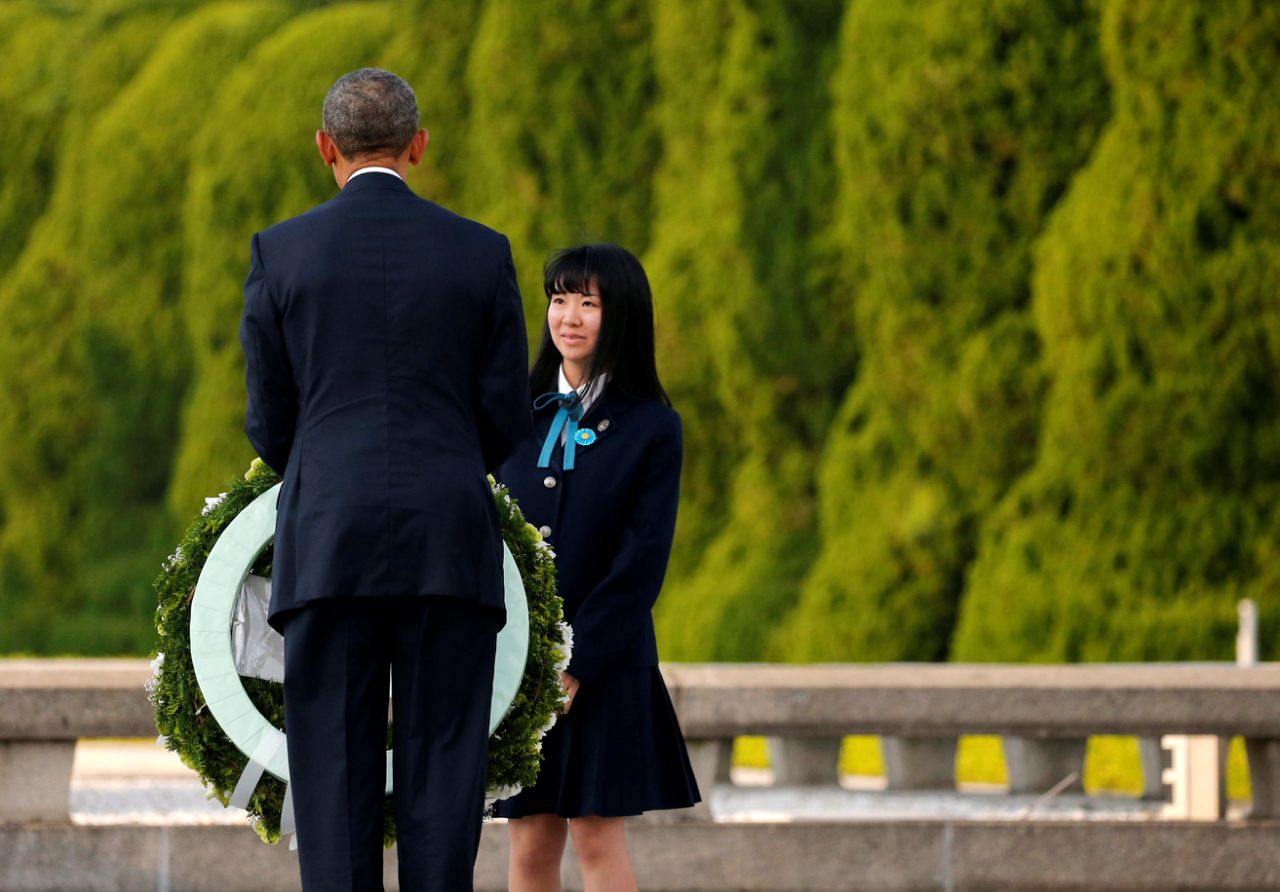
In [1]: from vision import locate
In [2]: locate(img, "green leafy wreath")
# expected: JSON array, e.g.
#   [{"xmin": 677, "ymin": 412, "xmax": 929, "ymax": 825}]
[{"xmin": 149, "ymin": 459, "xmax": 568, "ymax": 845}]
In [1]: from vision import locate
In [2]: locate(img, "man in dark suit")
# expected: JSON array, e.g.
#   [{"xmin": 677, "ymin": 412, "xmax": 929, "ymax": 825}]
[{"xmin": 239, "ymin": 67, "xmax": 531, "ymax": 890}]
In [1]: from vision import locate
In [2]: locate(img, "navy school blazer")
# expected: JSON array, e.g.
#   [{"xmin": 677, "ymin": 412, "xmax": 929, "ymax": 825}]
[
  {"xmin": 496, "ymin": 384, "xmax": 682, "ymax": 683},
  {"xmin": 240, "ymin": 171, "xmax": 532, "ymax": 632}
]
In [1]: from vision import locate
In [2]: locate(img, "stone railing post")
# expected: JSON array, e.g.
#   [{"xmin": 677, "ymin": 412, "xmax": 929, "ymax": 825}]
[
  {"xmin": 1244, "ymin": 738, "xmax": 1280, "ymax": 819},
  {"xmin": 1137, "ymin": 737, "xmax": 1169, "ymax": 800},
  {"xmin": 766, "ymin": 736, "xmax": 843, "ymax": 785},
  {"xmin": 0, "ymin": 740, "xmax": 76, "ymax": 822},
  {"xmin": 682, "ymin": 737, "xmax": 731, "ymax": 820},
  {"xmin": 881, "ymin": 737, "xmax": 957, "ymax": 790},
  {"xmin": 1002, "ymin": 737, "xmax": 1086, "ymax": 794}
]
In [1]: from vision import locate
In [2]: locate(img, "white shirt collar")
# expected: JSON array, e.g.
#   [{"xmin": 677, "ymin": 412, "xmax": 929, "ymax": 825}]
[
  {"xmin": 345, "ymin": 166, "xmax": 404, "ymax": 183},
  {"xmin": 559, "ymin": 365, "xmax": 608, "ymax": 415}
]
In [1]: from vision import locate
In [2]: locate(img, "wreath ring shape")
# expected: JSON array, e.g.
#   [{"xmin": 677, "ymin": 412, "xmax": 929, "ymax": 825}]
[
  {"xmin": 190, "ymin": 483, "xmax": 530, "ymax": 807},
  {"xmin": 152, "ymin": 462, "xmax": 567, "ymax": 846}
]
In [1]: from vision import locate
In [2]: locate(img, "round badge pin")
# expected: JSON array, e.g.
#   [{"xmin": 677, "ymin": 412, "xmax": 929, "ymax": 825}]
[{"xmin": 574, "ymin": 428, "xmax": 597, "ymax": 446}]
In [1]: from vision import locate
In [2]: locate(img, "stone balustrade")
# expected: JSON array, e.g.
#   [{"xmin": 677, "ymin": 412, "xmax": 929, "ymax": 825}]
[
  {"xmin": 0, "ymin": 660, "xmax": 155, "ymax": 823},
  {"xmin": 657, "ymin": 662, "xmax": 1280, "ymax": 820},
  {"xmin": 5, "ymin": 659, "xmax": 1280, "ymax": 890},
  {"xmin": 3, "ymin": 660, "xmax": 1280, "ymax": 824}
]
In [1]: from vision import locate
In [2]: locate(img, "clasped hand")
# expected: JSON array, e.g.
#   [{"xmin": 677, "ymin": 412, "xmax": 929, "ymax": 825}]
[{"xmin": 559, "ymin": 670, "xmax": 580, "ymax": 714}]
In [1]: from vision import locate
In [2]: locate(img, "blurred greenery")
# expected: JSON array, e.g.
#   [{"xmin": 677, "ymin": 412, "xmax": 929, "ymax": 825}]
[
  {"xmin": 952, "ymin": 0, "xmax": 1280, "ymax": 661},
  {"xmin": 0, "ymin": 0, "xmax": 283, "ymax": 652},
  {"xmin": 774, "ymin": 0, "xmax": 1110, "ymax": 662},
  {"xmin": 0, "ymin": 0, "xmax": 200, "ymax": 275},
  {"xmin": 0, "ymin": 0, "xmax": 1276, "ymax": 666},
  {"xmin": 648, "ymin": 0, "xmax": 851, "ymax": 662},
  {"xmin": 167, "ymin": 1, "xmax": 396, "ymax": 517},
  {"xmin": 462, "ymin": 0, "xmax": 659, "ymax": 340}
]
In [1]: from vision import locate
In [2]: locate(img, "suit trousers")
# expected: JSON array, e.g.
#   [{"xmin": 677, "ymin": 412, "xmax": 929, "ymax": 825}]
[{"xmin": 281, "ymin": 595, "xmax": 500, "ymax": 891}]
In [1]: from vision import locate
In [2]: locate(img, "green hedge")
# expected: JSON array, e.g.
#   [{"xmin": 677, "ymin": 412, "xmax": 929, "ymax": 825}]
[
  {"xmin": 0, "ymin": 0, "xmax": 1274, "ymax": 662},
  {"xmin": 167, "ymin": 2, "xmax": 396, "ymax": 519},
  {"xmin": 953, "ymin": 0, "xmax": 1280, "ymax": 661},
  {"xmin": 647, "ymin": 0, "xmax": 848, "ymax": 661},
  {"xmin": 381, "ymin": 0, "xmax": 486, "ymax": 209},
  {"xmin": 0, "ymin": 4, "xmax": 73, "ymax": 276},
  {"xmin": 462, "ymin": 0, "xmax": 659, "ymax": 339},
  {"xmin": 639, "ymin": 1, "xmax": 739, "ymax": 589},
  {"xmin": 0, "ymin": 0, "xmax": 264, "ymax": 654},
  {"xmin": 776, "ymin": 0, "xmax": 1110, "ymax": 661},
  {"xmin": 0, "ymin": 1, "xmax": 205, "ymax": 275}
]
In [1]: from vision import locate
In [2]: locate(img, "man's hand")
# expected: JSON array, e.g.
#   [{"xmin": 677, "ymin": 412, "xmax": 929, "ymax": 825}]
[{"xmin": 560, "ymin": 671, "xmax": 580, "ymax": 714}]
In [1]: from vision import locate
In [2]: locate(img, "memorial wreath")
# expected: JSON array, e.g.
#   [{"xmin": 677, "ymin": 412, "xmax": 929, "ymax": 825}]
[{"xmin": 148, "ymin": 458, "xmax": 569, "ymax": 845}]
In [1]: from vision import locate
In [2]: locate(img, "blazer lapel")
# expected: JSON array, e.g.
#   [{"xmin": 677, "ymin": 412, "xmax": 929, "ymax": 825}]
[{"xmin": 573, "ymin": 387, "xmax": 634, "ymax": 457}]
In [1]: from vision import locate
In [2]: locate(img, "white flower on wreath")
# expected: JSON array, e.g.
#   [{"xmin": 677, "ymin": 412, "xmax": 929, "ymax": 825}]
[
  {"xmin": 162, "ymin": 546, "xmax": 184, "ymax": 571},
  {"xmin": 536, "ymin": 709, "xmax": 559, "ymax": 740},
  {"xmin": 202, "ymin": 492, "xmax": 228, "ymax": 516},
  {"xmin": 554, "ymin": 621, "xmax": 573, "ymax": 674},
  {"xmin": 144, "ymin": 652, "xmax": 165, "ymax": 703},
  {"xmin": 486, "ymin": 783, "xmax": 523, "ymax": 803}
]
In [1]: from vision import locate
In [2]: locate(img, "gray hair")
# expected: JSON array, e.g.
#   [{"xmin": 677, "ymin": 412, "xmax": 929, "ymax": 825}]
[{"xmin": 321, "ymin": 68, "xmax": 419, "ymax": 159}]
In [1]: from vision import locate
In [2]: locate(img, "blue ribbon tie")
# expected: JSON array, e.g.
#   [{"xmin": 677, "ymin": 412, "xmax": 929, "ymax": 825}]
[{"xmin": 534, "ymin": 391, "xmax": 584, "ymax": 470}]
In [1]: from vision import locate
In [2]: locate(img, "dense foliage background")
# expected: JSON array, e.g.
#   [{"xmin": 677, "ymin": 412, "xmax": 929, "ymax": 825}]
[{"xmin": 1, "ymin": 0, "xmax": 1276, "ymax": 661}]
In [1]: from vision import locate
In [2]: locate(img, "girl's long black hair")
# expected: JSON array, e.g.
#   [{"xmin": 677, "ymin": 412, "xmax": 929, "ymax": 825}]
[{"xmin": 529, "ymin": 243, "xmax": 671, "ymax": 407}]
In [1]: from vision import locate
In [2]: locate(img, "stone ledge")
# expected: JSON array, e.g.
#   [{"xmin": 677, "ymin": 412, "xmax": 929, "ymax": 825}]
[
  {"xmin": 660, "ymin": 663, "xmax": 1280, "ymax": 737},
  {"xmin": 0, "ymin": 661, "xmax": 154, "ymax": 739},
  {"xmin": 6, "ymin": 660, "xmax": 1280, "ymax": 740},
  {"xmin": 2, "ymin": 819, "xmax": 1279, "ymax": 891}
]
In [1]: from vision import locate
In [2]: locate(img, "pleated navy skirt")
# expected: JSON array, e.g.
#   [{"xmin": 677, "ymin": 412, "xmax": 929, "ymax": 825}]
[{"xmin": 492, "ymin": 665, "xmax": 701, "ymax": 819}]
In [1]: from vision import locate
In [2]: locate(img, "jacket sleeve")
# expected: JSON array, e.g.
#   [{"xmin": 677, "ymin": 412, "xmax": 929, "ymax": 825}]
[
  {"xmin": 475, "ymin": 236, "xmax": 533, "ymax": 472},
  {"xmin": 240, "ymin": 232, "xmax": 298, "ymax": 475},
  {"xmin": 566, "ymin": 411, "xmax": 682, "ymax": 683}
]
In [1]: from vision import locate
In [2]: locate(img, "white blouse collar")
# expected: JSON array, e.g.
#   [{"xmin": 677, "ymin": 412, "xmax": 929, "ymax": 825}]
[{"xmin": 559, "ymin": 365, "xmax": 609, "ymax": 415}]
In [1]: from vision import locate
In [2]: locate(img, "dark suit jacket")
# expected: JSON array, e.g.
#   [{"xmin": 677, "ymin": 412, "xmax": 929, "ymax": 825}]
[
  {"xmin": 240, "ymin": 171, "xmax": 532, "ymax": 632},
  {"xmin": 496, "ymin": 385, "xmax": 682, "ymax": 683}
]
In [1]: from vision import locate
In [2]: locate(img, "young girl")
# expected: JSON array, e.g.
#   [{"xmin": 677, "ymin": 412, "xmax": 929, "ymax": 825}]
[{"xmin": 494, "ymin": 244, "xmax": 700, "ymax": 891}]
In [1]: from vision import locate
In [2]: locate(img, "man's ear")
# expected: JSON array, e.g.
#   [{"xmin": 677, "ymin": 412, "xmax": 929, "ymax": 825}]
[
  {"xmin": 407, "ymin": 129, "xmax": 429, "ymax": 166},
  {"xmin": 316, "ymin": 130, "xmax": 339, "ymax": 167}
]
